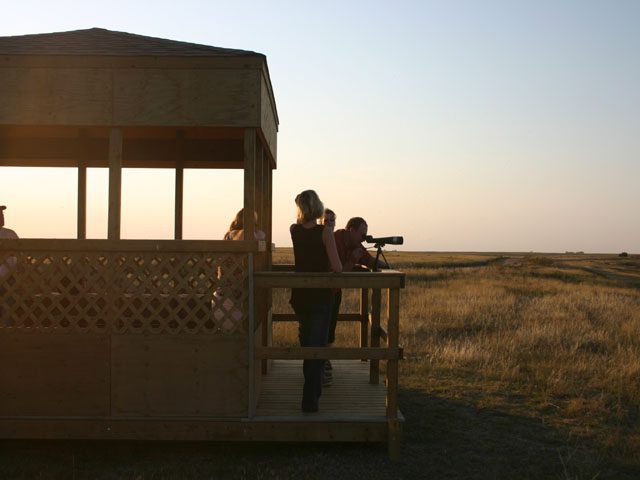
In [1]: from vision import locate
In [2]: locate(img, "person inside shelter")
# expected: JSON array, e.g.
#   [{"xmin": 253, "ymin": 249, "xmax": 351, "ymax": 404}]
[
  {"xmin": 212, "ymin": 209, "xmax": 266, "ymax": 333},
  {"xmin": 0, "ymin": 205, "xmax": 19, "ymax": 278},
  {"xmin": 0, "ymin": 205, "xmax": 19, "ymax": 326},
  {"xmin": 223, "ymin": 208, "xmax": 266, "ymax": 241}
]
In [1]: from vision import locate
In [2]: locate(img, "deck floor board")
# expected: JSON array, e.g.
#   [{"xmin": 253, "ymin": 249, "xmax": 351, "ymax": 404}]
[{"xmin": 255, "ymin": 360, "xmax": 403, "ymax": 422}]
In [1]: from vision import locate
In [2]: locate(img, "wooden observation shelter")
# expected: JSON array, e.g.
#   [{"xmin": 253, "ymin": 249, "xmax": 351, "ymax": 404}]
[{"xmin": 0, "ymin": 29, "xmax": 405, "ymax": 457}]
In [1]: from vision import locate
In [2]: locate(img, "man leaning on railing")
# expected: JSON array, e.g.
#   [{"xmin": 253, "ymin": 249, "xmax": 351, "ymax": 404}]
[{"xmin": 324, "ymin": 216, "xmax": 388, "ymax": 385}]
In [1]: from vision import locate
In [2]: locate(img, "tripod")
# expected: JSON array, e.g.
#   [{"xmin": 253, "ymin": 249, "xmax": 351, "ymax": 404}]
[{"xmin": 372, "ymin": 243, "xmax": 391, "ymax": 272}]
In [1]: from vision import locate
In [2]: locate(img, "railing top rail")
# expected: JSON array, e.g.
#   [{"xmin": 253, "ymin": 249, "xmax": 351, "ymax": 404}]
[
  {"xmin": 254, "ymin": 270, "xmax": 405, "ymax": 289},
  {"xmin": 0, "ymin": 239, "xmax": 266, "ymax": 253}
]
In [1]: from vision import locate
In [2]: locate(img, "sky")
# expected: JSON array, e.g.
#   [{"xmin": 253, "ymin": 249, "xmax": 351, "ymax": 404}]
[{"xmin": 2, "ymin": 0, "xmax": 639, "ymax": 253}]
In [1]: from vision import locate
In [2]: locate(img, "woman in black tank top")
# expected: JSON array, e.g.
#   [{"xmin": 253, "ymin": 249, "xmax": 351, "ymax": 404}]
[{"xmin": 290, "ymin": 190, "xmax": 342, "ymax": 412}]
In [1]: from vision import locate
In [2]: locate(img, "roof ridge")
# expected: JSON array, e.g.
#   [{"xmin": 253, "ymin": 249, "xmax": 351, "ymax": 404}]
[{"xmin": 0, "ymin": 27, "xmax": 263, "ymax": 57}]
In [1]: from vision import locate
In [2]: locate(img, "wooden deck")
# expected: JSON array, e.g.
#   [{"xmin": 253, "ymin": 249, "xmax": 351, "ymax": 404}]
[
  {"xmin": 255, "ymin": 360, "xmax": 404, "ymax": 423},
  {"xmin": 0, "ymin": 360, "xmax": 402, "ymax": 445}
]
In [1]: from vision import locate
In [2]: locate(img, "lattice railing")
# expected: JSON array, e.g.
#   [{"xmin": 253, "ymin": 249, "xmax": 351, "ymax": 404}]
[{"xmin": 0, "ymin": 247, "xmax": 248, "ymax": 335}]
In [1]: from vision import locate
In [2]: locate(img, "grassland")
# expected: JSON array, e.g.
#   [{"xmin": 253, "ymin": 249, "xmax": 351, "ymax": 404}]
[{"xmin": 1, "ymin": 250, "xmax": 639, "ymax": 479}]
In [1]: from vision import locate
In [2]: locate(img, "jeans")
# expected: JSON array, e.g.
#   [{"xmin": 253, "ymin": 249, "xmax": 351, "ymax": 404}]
[
  {"xmin": 328, "ymin": 290, "xmax": 342, "ymax": 345},
  {"xmin": 295, "ymin": 303, "xmax": 330, "ymax": 411}
]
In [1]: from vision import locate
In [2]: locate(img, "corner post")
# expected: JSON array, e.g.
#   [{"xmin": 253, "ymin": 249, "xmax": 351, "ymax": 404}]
[
  {"xmin": 77, "ymin": 129, "xmax": 88, "ymax": 239},
  {"xmin": 369, "ymin": 288, "xmax": 381, "ymax": 384},
  {"xmin": 247, "ymin": 252, "xmax": 256, "ymax": 418},
  {"xmin": 77, "ymin": 165, "xmax": 87, "ymax": 239},
  {"xmin": 243, "ymin": 129, "xmax": 256, "ymax": 240},
  {"xmin": 262, "ymin": 155, "xmax": 273, "ymax": 374},
  {"xmin": 174, "ymin": 131, "xmax": 185, "ymax": 240},
  {"xmin": 386, "ymin": 287, "xmax": 401, "ymax": 459},
  {"xmin": 107, "ymin": 128, "xmax": 123, "ymax": 240}
]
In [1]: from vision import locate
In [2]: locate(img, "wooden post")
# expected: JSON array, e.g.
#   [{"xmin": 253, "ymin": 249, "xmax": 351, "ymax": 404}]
[
  {"xmin": 386, "ymin": 288, "xmax": 400, "ymax": 408},
  {"xmin": 388, "ymin": 419, "xmax": 402, "ymax": 460},
  {"xmin": 262, "ymin": 308, "xmax": 272, "ymax": 375},
  {"xmin": 174, "ymin": 167, "xmax": 183, "ymax": 239},
  {"xmin": 243, "ymin": 129, "xmax": 256, "ymax": 241},
  {"xmin": 360, "ymin": 288, "xmax": 369, "ymax": 350},
  {"xmin": 244, "ymin": 129, "xmax": 259, "ymax": 383},
  {"xmin": 265, "ymin": 157, "xmax": 273, "ymax": 257},
  {"xmin": 369, "ymin": 288, "xmax": 381, "ymax": 384},
  {"xmin": 77, "ymin": 129, "xmax": 88, "ymax": 239},
  {"xmin": 174, "ymin": 131, "xmax": 185, "ymax": 240},
  {"xmin": 264, "ymin": 160, "xmax": 273, "ymax": 373},
  {"xmin": 386, "ymin": 287, "xmax": 401, "ymax": 459},
  {"xmin": 255, "ymin": 142, "xmax": 264, "ymax": 235},
  {"xmin": 107, "ymin": 128, "xmax": 123, "ymax": 240},
  {"xmin": 106, "ymin": 127, "xmax": 122, "ymax": 413},
  {"xmin": 77, "ymin": 163, "xmax": 87, "ymax": 239},
  {"xmin": 254, "ymin": 142, "xmax": 269, "ymax": 375},
  {"xmin": 247, "ymin": 252, "xmax": 256, "ymax": 418}
]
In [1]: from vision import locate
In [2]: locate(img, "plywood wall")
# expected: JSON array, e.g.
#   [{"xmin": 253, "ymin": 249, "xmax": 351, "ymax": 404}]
[
  {"xmin": 111, "ymin": 334, "xmax": 248, "ymax": 417},
  {"xmin": 0, "ymin": 60, "xmax": 277, "ymax": 163},
  {"xmin": 0, "ymin": 333, "xmax": 110, "ymax": 416}
]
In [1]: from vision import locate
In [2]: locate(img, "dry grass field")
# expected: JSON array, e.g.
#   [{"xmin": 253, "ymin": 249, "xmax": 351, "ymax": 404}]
[{"xmin": 1, "ymin": 250, "xmax": 639, "ymax": 479}]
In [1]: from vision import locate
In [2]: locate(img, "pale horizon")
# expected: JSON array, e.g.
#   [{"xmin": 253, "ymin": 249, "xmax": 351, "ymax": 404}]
[{"xmin": 2, "ymin": 1, "xmax": 639, "ymax": 253}]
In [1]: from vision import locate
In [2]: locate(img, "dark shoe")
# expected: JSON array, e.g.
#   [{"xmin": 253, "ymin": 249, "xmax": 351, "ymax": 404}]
[
  {"xmin": 302, "ymin": 400, "xmax": 318, "ymax": 413},
  {"xmin": 325, "ymin": 359, "xmax": 333, "ymax": 370}
]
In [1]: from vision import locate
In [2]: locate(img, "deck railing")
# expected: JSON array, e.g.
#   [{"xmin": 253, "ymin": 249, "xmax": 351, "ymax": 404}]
[{"xmin": 254, "ymin": 266, "xmax": 405, "ymax": 457}]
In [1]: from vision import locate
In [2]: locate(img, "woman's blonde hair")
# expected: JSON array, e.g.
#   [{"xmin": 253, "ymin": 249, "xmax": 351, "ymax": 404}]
[
  {"xmin": 295, "ymin": 190, "xmax": 324, "ymax": 223},
  {"xmin": 224, "ymin": 208, "xmax": 259, "ymax": 240},
  {"xmin": 228, "ymin": 208, "xmax": 245, "ymax": 232}
]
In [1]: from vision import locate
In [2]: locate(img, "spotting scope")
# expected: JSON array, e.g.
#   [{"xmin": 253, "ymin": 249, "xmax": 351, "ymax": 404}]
[{"xmin": 364, "ymin": 235, "xmax": 403, "ymax": 245}]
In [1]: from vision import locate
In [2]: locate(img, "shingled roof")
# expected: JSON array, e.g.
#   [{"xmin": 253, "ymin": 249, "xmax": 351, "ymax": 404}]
[{"xmin": 0, "ymin": 28, "xmax": 260, "ymax": 57}]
